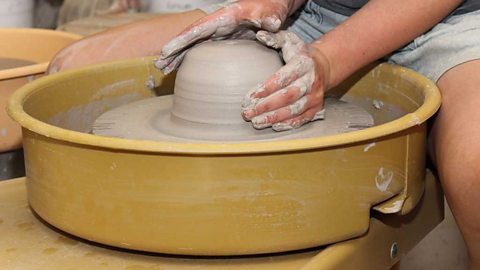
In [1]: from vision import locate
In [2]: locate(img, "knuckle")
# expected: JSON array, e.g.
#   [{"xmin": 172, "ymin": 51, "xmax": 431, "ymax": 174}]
[
  {"xmin": 285, "ymin": 88, "xmax": 298, "ymax": 101},
  {"xmin": 266, "ymin": 113, "xmax": 279, "ymax": 123},
  {"xmin": 255, "ymin": 103, "xmax": 268, "ymax": 114}
]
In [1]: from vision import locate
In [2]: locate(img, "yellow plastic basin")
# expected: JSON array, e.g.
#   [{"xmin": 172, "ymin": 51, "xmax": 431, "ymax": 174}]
[
  {"xmin": 7, "ymin": 59, "xmax": 441, "ymax": 256},
  {"xmin": 0, "ymin": 28, "xmax": 81, "ymax": 152}
]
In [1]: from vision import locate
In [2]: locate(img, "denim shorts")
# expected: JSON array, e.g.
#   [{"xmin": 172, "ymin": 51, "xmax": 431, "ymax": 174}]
[{"xmin": 288, "ymin": 0, "xmax": 480, "ymax": 82}]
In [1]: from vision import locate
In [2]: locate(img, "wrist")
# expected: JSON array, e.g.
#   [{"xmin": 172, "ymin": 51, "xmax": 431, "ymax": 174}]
[
  {"xmin": 309, "ymin": 43, "xmax": 335, "ymax": 90},
  {"xmin": 310, "ymin": 37, "xmax": 354, "ymax": 89}
]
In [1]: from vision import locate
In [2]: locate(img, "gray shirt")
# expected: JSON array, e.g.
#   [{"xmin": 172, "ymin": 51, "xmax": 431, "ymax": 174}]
[{"xmin": 312, "ymin": 0, "xmax": 480, "ymax": 16}]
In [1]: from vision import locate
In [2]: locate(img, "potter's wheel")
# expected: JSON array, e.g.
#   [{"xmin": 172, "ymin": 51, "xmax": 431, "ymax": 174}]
[
  {"xmin": 93, "ymin": 40, "xmax": 373, "ymax": 142},
  {"xmin": 8, "ymin": 51, "xmax": 442, "ymax": 255},
  {"xmin": 93, "ymin": 96, "xmax": 374, "ymax": 142}
]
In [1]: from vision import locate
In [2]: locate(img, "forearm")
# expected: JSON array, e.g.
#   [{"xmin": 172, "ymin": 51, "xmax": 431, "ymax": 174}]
[
  {"xmin": 50, "ymin": 9, "xmax": 207, "ymax": 72},
  {"xmin": 87, "ymin": 9, "xmax": 206, "ymax": 58},
  {"xmin": 312, "ymin": 0, "xmax": 463, "ymax": 88}
]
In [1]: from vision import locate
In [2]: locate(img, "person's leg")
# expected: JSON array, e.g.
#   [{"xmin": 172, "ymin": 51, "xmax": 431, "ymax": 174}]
[{"xmin": 430, "ymin": 60, "xmax": 480, "ymax": 270}]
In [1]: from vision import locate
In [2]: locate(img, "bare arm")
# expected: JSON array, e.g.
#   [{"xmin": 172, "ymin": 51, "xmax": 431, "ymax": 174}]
[
  {"xmin": 50, "ymin": 9, "xmax": 206, "ymax": 72},
  {"xmin": 241, "ymin": 0, "xmax": 463, "ymax": 130},
  {"xmin": 313, "ymin": 0, "xmax": 464, "ymax": 88},
  {"xmin": 52, "ymin": 0, "xmax": 307, "ymax": 73}
]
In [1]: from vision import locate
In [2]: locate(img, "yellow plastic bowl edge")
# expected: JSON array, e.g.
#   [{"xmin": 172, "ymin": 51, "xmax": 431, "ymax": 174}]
[
  {"xmin": 7, "ymin": 60, "xmax": 441, "ymax": 155},
  {"xmin": 0, "ymin": 28, "xmax": 82, "ymax": 80}
]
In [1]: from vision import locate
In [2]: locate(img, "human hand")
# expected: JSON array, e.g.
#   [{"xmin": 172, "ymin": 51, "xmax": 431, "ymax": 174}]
[
  {"xmin": 48, "ymin": 10, "xmax": 206, "ymax": 74},
  {"xmin": 242, "ymin": 30, "xmax": 331, "ymax": 131},
  {"xmin": 155, "ymin": 0, "xmax": 296, "ymax": 74},
  {"xmin": 48, "ymin": 32, "xmax": 127, "ymax": 74}
]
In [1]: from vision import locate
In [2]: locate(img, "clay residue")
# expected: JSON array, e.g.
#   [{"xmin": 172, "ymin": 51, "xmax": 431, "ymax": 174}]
[
  {"xmin": 363, "ymin": 142, "xmax": 376, "ymax": 152},
  {"xmin": 408, "ymin": 113, "xmax": 421, "ymax": 126},
  {"xmin": 48, "ymin": 93, "xmax": 142, "ymax": 133},
  {"xmin": 341, "ymin": 95, "xmax": 405, "ymax": 125},
  {"xmin": 382, "ymin": 200, "xmax": 404, "ymax": 213},
  {"xmin": 91, "ymin": 79, "xmax": 135, "ymax": 101},
  {"xmin": 375, "ymin": 167, "xmax": 394, "ymax": 192},
  {"xmin": 372, "ymin": 99, "xmax": 384, "ymax": 110}
]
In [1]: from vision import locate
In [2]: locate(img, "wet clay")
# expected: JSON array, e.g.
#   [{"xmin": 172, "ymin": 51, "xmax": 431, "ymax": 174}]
[
  {"xmin": 172, "ymin": 39, "xmax": 284, "ymax": 125},
  {"xmin": 0, "ymin": 58, "xmax": 36, "ymax": 70},
  {"xmin": 93, "ymin": 40, "xmax": 374, "ymax": 142}
]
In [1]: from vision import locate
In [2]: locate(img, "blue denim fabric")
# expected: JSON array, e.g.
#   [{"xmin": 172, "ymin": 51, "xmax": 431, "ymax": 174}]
[{"xmin": 288, "ymin": 0, "xmax": 480, "ymax": 82}]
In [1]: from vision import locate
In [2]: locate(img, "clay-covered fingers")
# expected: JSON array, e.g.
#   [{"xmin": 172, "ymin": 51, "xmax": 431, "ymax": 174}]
[
  {"xmin": 243, "ymin": 31, "xmax": 312, "ymax": 106},
  {"xmin": 272, "ymin": 105, "xmax": 326, "ymax": 131},
  {"xmin": 155, "ymin": 0, "xmax": 295, "ymax": 74},
  {"xmin": 242, "ymin": 55, "xmax": 315, "ymax": 111},
  {"xmin": 242, "ymin": 30, "xmax": 331, "ymax": 131},
  {"xmin": 155, "ymin": 7, "xmax": 241, "ymax": 73},
  {"xmin": 250, "ymin": 91, "xmax": 324, "ymax": 130},
  {"xmin": 242, "ymin": 73, "xmax": 314, "ymax": 119},
  {"xmin": 256, "ymin": 30, "xmax": 305, "ymax": 58},
  {"xmin": 242, "ymin": 84, "xmax": 302, "ymax": 120},
  {"xmin": 164, "ymin": 8, "xmax": 239, "ymax": 57},
  {"xmin": 154, "ymin": 50, "xmax": 188, "ymax": 75}
]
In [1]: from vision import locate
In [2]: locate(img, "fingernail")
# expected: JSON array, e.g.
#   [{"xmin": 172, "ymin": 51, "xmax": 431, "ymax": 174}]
[
  {"xmin": 242, "ymin": 109, "xmax": 255, "ymax": 120},
  {"xmin": 251, "ymin": 115, "xmax": 270, "ymax": 130},
  {"xmin": 272, "ymin": 122, "xmax": 293, "ymax": 132},
  {"xmin": 154, "ymin": 59, "xmax": 164, "ymax": 69},
  {"xmin": 161, "ymin": 65, "xmax": 174, "ymax": 75},
  {"xmin": 291, "ymin": 119, "xmax": 306, "ymax": 129}
]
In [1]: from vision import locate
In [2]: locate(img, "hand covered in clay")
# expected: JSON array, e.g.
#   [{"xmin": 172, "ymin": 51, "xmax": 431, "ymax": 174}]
[
  {"xmin": 48, "ymin": 10, "xmax": 206, "ymax": 73},
  {"xmin": 155, "ymin": 0, "xmax": 297, "ymax": 74},
  {"xmin": 242, "ymin": 30, "xmax": 331, "ymax": 131}
]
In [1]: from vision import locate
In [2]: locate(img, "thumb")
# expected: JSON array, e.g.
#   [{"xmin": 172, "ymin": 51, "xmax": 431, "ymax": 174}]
[
  {"xmin": 256, "ymin": 30, "xmax": 287, "ymax": 49},
  {"xmin": 256, "ymin": 30, "xmax": 306, "ymax": 61}
]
